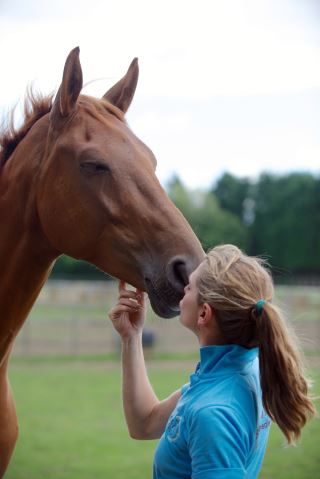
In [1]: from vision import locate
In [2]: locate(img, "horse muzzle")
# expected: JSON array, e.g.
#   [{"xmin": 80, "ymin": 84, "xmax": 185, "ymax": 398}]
[{"xmin": 144, "ymin": 255, "xmax": 200, "ymax": 318}]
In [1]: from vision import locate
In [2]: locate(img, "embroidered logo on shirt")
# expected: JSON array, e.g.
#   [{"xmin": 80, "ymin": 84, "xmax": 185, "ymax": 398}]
[
  {"xmin": 256, "ymin": 409, "xmax": 271, "ymax": 440},
  {"xmin": 166, "ymin": 415, "xmax": 182, "ymax": 442}
]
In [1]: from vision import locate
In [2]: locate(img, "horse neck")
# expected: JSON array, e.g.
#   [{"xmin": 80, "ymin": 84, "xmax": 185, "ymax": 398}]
[{"xmin": 0, "ymin": 115, "xmax": 58, "ymax": 363}]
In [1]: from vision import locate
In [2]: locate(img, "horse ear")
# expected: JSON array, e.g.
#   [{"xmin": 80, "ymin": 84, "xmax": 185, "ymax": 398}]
[
  {"xmin": 51, "ymin": 47, "xmax": 83, "ymax": 124},
  {"xmin": 103, "ymin": 58, "xmax": 139, "ymax": 113}
]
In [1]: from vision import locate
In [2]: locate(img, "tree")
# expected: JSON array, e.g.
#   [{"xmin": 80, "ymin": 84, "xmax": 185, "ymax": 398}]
[
  {"xmin": 213, "ymin": 172, "xmax": 251, "ymax": 222},
  {"xmin": 167, "ymin": 176, "xmax": 248, "ymax": 251},
  {"xmin": 250, "ymin": 173, "xmax": 320, "ymax": 275}
]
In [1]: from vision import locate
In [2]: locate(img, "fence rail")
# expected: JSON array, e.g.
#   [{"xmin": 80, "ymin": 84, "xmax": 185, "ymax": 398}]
[{"xmin": 11, "ymin": 280, "xmax": 320, "ymax": 358}]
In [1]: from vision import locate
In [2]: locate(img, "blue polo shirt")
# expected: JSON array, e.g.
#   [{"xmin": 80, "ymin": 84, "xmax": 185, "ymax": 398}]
[{"xmin": 153, "ymin": 344, "xmax": 271, "ymax": 478}]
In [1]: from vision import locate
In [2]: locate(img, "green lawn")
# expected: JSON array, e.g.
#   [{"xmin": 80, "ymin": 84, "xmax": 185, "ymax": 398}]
[
  {"xmin": 28, "ymin": 303, "xmax": 106, "ymax": 321},
  {"xmin": 5, "ymin": 359, "xmax": 320, "ymax": 479}
]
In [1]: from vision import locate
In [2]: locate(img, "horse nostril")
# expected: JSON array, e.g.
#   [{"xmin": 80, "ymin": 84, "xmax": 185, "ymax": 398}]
[{"xmin": 168, "ymin": 259, "xmax": 189, "ymax": 292}]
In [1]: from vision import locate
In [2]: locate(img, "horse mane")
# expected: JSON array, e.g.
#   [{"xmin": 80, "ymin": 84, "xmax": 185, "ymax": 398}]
[
  {"xmin": 0, "ymin": 88, "xmax": 54, "ymax": 167},
  {"xmin": 0, "ymin": 89, "xmax": 124, "ymax": 168}
]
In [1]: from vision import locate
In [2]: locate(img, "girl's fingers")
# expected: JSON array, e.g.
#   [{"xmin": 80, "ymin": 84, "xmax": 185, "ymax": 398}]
[
  {"xmin": 118, "ymin": 298, "xmax": 141, "ymax": 308},
  {"xmin": 118, "ymin": 281, "xmax": 142, "ymax": 300},
  {"xmin": 135, "ymin": 289, "xmax": 145, "ymax": 306},
  {"xmin": 119, "ymin": 289, "xmax": 139, "ymax": 300},
  {"xmin": 109, "ymin": 304, "xmax": 137, "ymax": 319}
]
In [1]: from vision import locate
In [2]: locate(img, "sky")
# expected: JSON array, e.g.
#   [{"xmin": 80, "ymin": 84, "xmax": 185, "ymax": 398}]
[{"xmin": 0, "ymin": 0, "xmax": 319, "ymax": 189}]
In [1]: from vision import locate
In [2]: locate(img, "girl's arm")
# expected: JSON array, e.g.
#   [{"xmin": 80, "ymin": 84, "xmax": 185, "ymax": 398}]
[{"xmin": 109, "ymin": 281, "xmax": 181, "ymax": 439}]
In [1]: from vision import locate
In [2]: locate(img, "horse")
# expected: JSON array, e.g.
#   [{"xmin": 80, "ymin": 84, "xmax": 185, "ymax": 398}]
[{"xmin": 0, "ymin": 47, "xmax": 204, "ymax": 476}]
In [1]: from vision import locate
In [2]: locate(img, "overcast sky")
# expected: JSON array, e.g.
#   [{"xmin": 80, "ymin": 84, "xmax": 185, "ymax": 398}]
[{"xmin": 1, "ymin": 0, "xmax": 319, "ymax": 189}]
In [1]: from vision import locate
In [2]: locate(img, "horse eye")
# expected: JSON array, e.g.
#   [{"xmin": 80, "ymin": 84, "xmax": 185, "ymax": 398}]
[{"xmin": 80, "ymin": 162, "xmax": 110, "ymax": 174}]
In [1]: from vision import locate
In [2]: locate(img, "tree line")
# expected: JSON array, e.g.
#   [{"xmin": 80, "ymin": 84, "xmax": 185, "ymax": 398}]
[
  {"xmin": 52, "ymin": 171, "xmax": 320, "ymax": 281},
  {"xmin": 169, "ymin": 172, "xmax": 320, "ymax": 281}
]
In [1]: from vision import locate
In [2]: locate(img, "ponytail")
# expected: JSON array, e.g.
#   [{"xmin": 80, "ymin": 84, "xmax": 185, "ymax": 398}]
[{"xmin": 257, "ymin": 303, "xmax": 317, "ymax": 444}]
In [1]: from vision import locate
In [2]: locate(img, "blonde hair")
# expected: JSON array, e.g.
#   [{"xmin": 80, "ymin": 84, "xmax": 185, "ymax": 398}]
[{"xmin": 197, "ymin": 244, "xmax": 317, "ymax": 444}]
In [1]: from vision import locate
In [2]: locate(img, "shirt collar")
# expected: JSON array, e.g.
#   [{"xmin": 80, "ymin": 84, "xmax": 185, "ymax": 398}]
[{"xmin": 196, "ymin": 344, "xmax": 258, "ymax": 376}]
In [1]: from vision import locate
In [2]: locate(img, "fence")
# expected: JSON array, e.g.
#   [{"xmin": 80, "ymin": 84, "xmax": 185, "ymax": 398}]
[{"xmin": 11, "ymin": 280, "xmax": 320, "ymax": 358}]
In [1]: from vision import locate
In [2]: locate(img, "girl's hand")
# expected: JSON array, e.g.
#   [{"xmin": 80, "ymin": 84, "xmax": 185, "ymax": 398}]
[{"xmin": 108, "ymin": 280, "xmax": 146, "ymax": 340}]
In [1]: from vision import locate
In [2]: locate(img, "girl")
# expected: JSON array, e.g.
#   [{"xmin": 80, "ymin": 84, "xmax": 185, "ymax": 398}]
[{"xmin": 109, "ymin": 244, "xmax": 316, "ymax": 478}]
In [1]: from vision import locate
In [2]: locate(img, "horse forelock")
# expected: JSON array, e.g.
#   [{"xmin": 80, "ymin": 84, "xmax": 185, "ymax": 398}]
[
  {"xmin": 78, "ymin": 95, "xmax": 125, "ymax": 124},
  {"xmin": 0, "ymin": 91, "xmax": 124, "ymax": 168}
]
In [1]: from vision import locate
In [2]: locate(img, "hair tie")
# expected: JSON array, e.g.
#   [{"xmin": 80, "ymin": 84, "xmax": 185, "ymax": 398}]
[{"xmin": 254, "ymin": 299, "xmax": 266, "ymax": 316}]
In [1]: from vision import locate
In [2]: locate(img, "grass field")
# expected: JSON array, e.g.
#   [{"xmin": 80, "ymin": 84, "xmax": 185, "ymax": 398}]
[
  {"xmin": 6, "ymin": 283, "xmax": 320, "ymax": 477},
  {"xmin": 5, "ymin": 359, "xmax": 320, "ymax": 479}
]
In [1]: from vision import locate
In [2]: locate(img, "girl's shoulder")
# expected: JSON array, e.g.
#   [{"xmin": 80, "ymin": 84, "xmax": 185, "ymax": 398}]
[{"xmin": 185, "ymin": 371, "xmax": 260, "ymax": 425}]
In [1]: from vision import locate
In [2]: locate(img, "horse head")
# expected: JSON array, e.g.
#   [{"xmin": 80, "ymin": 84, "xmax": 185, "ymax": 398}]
[{"xmin": 36, "ymin": 47, "xmax": 204, "ymax": 318}]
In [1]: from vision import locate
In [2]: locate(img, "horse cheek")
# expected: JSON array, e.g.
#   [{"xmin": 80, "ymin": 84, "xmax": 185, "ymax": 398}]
[{"xmin": 36, "ymin": 178, "xmax": 101, "ymax": 258}]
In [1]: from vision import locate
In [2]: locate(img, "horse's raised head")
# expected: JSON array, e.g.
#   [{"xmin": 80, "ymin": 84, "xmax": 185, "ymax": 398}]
[{"xmin": 37, "ymin": 47, "xmax": 204, "ymax": 318}]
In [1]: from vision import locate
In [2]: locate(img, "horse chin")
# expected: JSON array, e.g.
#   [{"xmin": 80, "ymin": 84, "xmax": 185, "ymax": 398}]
[
  {"xmin": 149, "ymin": 296, "xmax": 180, "ymax": 319},
  {"xmin": 145, "ymin": 278, "xmax": 181, "ymax": 319}
]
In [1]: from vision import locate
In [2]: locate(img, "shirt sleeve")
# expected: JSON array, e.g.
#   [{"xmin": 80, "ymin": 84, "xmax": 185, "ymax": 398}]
[{"xmin": 188, "ymin": 405, "xmax": 248, "ymax": 479}]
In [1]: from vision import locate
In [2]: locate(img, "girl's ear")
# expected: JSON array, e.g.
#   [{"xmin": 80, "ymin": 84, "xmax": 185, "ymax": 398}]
[{"xmin": 198, "ymin": 303, "xmax": 214, "ymax": 326}]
